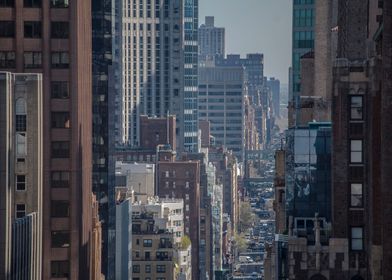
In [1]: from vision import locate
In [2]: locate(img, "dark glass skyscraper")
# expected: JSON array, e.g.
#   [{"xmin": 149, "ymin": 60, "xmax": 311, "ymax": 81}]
[
  {"xmin": 290, "ymin": 0, "xmax": 315, "ymax": 127},
  {"xmin": 92, "ymin": 0, "xmax": 114, "ymax": 277}
]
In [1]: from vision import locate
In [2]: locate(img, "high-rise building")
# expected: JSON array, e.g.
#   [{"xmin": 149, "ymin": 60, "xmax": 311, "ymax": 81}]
[
  {"xmin": 117, "ymin": 0, "xmax": 199, "ymax": 153},
  {"xmin": 92, "ymin": 0, "xmax": 115, "ymax": 276},
  {"xmin": 0, "ymin": 1, "xmax": 98, "ymax": 278},
  {"xmin": 199, "ymin": 65, "xmax": 246, "ymax": 162},
  {"xmin": 0, "ymin": 72, "xmax": 42, "ymax": 279},
  {"xmin": 114, "ymin": 188, "xmax": 132, "ymax": 280},
  {"xmin": 267, "ymin": 77, "xmax": 281, "ymax": 118},
  {"xmin": 216, "ymin": 54, "xmax": 264, "ymax": 102},
  {"xmin": 157, "ymin": 160, "xmax": 201, "ymax": 280},
  {"xmin": 198, "ymin": 16, "xmax": 225, "ymax": 61},
  {"xmin": 290, "ymin": 0, "xmax": 315, "ymax": 127},
  {"xmin": 330, "ymin": 0, "xmax": 391, "ymax": 278},
  {"xmin": 182, "ymin": 0, "xmax": 199, "ymax": 152},
  {"xmin": 215, "ymin": 54, "xmax": 267, "ymax": 148}
]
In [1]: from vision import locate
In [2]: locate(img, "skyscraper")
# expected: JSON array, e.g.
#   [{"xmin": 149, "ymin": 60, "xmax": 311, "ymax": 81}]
[
  {"xmin": 198, "ymin": 16, "xmax": 225, "ymax": 61},
  {"xmin": 0, "ymin": 1, "xmax": 97, "ymax": 278},
  {"xmin": 267, "ymin": 77, "xmax": 281, "ymax": 118},
  {"xmin": 118, "ymin": 0, "xmax": 199, "ymax": 153},
  {"xmin": 92, "ymin": 0, "xmax": 115, "ymax": 276},
  {"xmin": 290, "ymin": 0, "xmax": 315, "ymax": 127},
  {"xmin": 198, "ymin": 65, "xmax": 246, "ymax": 162},
  {"xmin": 331, "ymin": 0, "xmax": 390, "ymax": 278},
  {"xmin": 182, "ymin": 0, "xmax": 199, "ymax": 152},
  {"xmin": 0, "ymin": 72, "xmax": 42, "ymax": 280}
]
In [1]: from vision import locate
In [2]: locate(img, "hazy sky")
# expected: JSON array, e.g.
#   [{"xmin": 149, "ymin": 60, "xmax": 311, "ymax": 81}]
[{"xmin": 199, "ymin": 0, "xmax": 292, "ymax": 84}]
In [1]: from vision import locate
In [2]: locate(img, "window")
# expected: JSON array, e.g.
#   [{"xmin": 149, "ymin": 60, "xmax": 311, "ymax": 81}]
[
  {"xmin": 51, "ymin": 112, "xmax": 70, "ymax": 128},
  {"xmin": 51, "ymin": 22, "xmax": 69, "ymax": 38},
  {"xmin": 0, "ymin": 51, "xmax": 15, "ymax": 68},
  {"xmin": 24, "ymin": 21, "xmax": 42, "ymax": 38},
  {"xmin": 132, "ymin": 265, "xmax": 140, "ymax": 273},
  {"xmin": 143, "ymin": 239, "xmax": 152, "ymax": 247},
  {"xmin": 51, "ymin": 81, "xmax": 69, "ymax": 99},
  {"xmin": 156, "ymin": 265, "xmax": 166, "ymax": 273},
  {"xmin": 16, "ymin": 133, "xmax": 26, "ymax": 157},
  {"xmin": 51, "ymin": 171, "xmax": 70, "ymax": 188},
  {"xmin": 51, "ymin": 141, "xmax": 70, "ymax": 158},
  {"xmin": 24, "ymin": 52, "xmax": 42, "ymax": 68},
  {"xmin": 145, "ymin": 265, "xmax": 151, "ymax": 273},
  {"xmin": 145, "ymin": 251, "xmax": 150, "ymax": 260},
  {"xmin": 350, "ymin": 183, "xmax": 363, "ymax": 207},
  {"xmin": 51, "ymin": 231, "xmax": 70, "ymax": 248},
  {"xmin": 51, "ymin": 201, "xmax": 69, "ymax": 217},
  {"xmin": 350, "ymin": 95, "xmax": 363, "ymax": 120},
  {"xmin": 16, "ymin": 115, "xmax": 27, "ymax": 132},
  {"xmin": 24, "ymin": 0, "xmax": 41, "ymax": 7},
  {"xmin": 350, "ymin": 140, "xmax": 363, "ymax": 163},
  {"xmin": 51, "ymin": 52, "xmax": 69, "ymax": 68},
  {"xmin": 351, "ymin": 227, "xmax": 363, "ymax": 251},
  {"xmin": 51, "ymin": 261, "xmax": 69, "ymax": 278},
  {"xmin": 16, "ymin": 175, "xmax": 26, "ymax": 191},
  {"xmin": 50, "ymin": 0, "xmax": 69, "ymax": 8},
  {"xmin": 0, "ymin": 21, "xmax": 14, "ymax": 37},
  {"xmin": 0, "ymin": 0, "xmax": 14, "ymax": 7},
  {"xmin": 16, "ymin": 204, "xmax": 25, "ymax": 218},
  {"xmin": 15, "ymin": 98, "xmax": 27, "ymax": 132}
]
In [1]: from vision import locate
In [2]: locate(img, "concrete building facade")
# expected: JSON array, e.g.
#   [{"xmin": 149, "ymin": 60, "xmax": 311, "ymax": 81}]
[
  {"xmin": 0, "ymin": 72, "xmax": 42, "ymax": 280},
  {"xmin": 198, "ymin": 16, "xmax": 225, "ymax": 61},
  {"xmin": 199, "ymin": 66, "xmax": 246, "ymax": 162},
  {"xmin": 118, "ymin": 0, "xmax": 199, "ymax": 152},
  {"xmin": 0, "ymin": 2, "xmax": 98, "ymax": 278}
]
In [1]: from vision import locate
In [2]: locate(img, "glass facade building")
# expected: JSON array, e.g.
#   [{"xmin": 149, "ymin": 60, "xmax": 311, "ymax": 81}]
[
  {"xmin": 92, "ymin": 0, "xmax": 114, "ymax": 277},
  {"xmin": 285, "ymin": 122, "xmax": 331, "ymax": 226},
  {"xmin": 183, "ymin": 0, "xmax": 199, "ymax": 152},
  {"xmin": 291, "ymin": 0, "xmax": 315, "ymax": 124}
]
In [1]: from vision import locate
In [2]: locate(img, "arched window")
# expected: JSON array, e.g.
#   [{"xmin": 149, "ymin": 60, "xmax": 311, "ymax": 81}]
[{"xmin": 15, "ymin": 98, "xmax": 26, "ymax": 115}]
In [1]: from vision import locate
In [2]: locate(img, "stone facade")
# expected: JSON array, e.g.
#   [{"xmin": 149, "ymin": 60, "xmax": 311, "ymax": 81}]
[{"xmin": 0, "ymin": 72, "xmax": 43, "ymax": 280}]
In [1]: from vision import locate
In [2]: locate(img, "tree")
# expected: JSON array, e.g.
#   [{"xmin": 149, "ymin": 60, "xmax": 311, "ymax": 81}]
[
  {"xmin": 239, "ymin": 201, "xmax": 255, "ymax": 233},
  {"xmin": 180, "ymin": 235, "xmax": 191, "ymax": 250},
  {"xmin": 234, "ymin": 233, "xmax": 248, "ymax": 253}
]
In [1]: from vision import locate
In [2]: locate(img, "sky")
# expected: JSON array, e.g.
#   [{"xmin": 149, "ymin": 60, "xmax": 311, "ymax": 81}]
[{"xmin": 199, "ymin": 0, "xmax": 292, "ymax": 84}]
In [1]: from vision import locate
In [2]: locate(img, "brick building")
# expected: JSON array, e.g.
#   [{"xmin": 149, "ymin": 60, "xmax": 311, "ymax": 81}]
[
  {"xmin": 157, "ymin": 160, "xmax": 201, "ymax": 280},
  {"xmin": 0, "ymin": 1, "xmax": 98, "ymax": 279}
]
